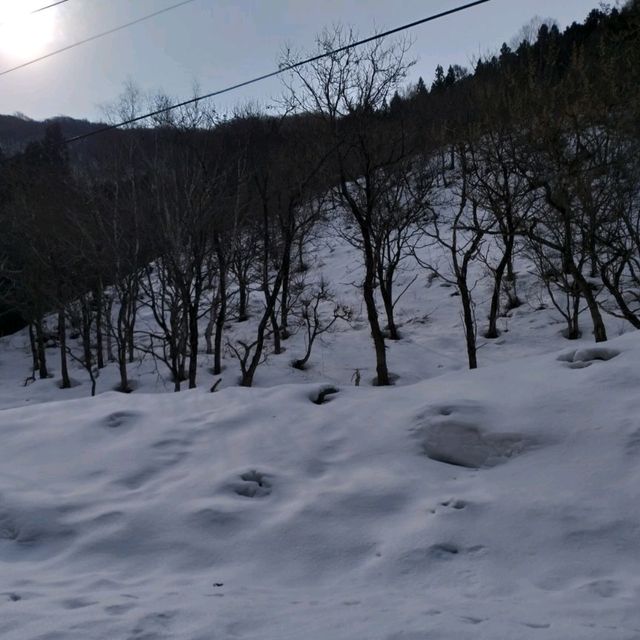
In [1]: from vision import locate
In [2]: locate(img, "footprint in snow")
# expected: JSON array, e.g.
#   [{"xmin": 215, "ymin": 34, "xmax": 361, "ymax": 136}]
[
  {"xmin": 439, "ymin": 499, "xmax": 467, "ymax": 510},
  {"xmin": 101, "ymin": 411, "xmax": 140, "ymax": 430},
  {"xmin": 233, "ymin": 470, "xmax": 272, "ymax": 498},
  {"xmin": 521, "ymin": 621, "xmax": 551, "ymax": 629}
]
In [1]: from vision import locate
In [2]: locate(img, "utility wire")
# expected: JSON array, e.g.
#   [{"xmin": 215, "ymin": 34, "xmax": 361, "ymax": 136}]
[
  {"xmin": 0, "ymin": 0, "xmax": 70, "ymax": 26},
  {"xmin": 33, "ymin": 1, "xmax": 71, "ymax": 13},
  {"xmin": 66, "ymin": 0, "xmax": 491, "ymax": 144},
  {"xmin": 0, "ymin": 0, "xmax": 198, "ymax": 78}
]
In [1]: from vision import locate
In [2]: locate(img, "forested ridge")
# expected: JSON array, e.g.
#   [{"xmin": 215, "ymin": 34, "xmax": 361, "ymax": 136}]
[{"xmin": 0, "ymin": 1, "xmax": 638, "ymax": 393}]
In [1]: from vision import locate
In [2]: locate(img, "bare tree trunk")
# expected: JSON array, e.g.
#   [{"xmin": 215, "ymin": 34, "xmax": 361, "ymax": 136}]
[
  {"xmin": 362, "ymin": 245, "xmax": 390, "ymax": 385},
  {"xmin": 28, "ymin": 323, "xmax": 39, "ymax": 374},
  {"xmin": 239, "ymin": 320, "xmax": 269, "ymax": 388},
  {"xmin": 485, "ymin": 240, "xmax": 513, "ymax": 339},
  {"xmin": 214, "ymin": 236, "xmax": 227, "ymax": 375},
  {"xmin": 237, "ymin": 281, "xmax": 248, "ymax": 321},
  {"xmin": 270, "ymin": 310, "xmax": 282, "ymax": 354},
  {"xmin": 460, "ymin": 282, "xmax": 478, "ymax": 369},
  {"xmin": 205, "ymin": 302, "xmax": 216, "ymax": 355},
  {"xmin": 187, "ymin": 301, "xmax": 199, "ymax": 389},
  {"xmin": 116, "ymin": 294, "xmax": 130, "ymax": 392},
  {"xmin": 34, "ymin": 318, "xmax": 48, "ymax": 379},
  {"xmin": 94, "ymin": 285, "xmax": 105, "ymax": 369},
  {"xmin": 81, "ymin": 297, "xmax": 92, "ymax": 372},
  {"xmin": 569, "ymin": 302, "xmax": 581, "ymax": 339},
  {"xmin": 105, "ymin": 295, "xmax": 115, "ymax": 362},
  {"xmin": 378, "ymin": 268, "xmax": 400, "ymax": 340},
  {"xmin": 88, "ymin": 368, "xmax": 96, "ymax": 396},
  {"xmin": 59, "ymin": 309, "xmax": 71, "ymax": 389},
  {"xmin": 127, "ymin": 296, "xmax": 136, "ymax": 363},
  {"xmin": 280, "ymin": 248, "xmax": 291, "ymax": 339},
  {"xmin": 173, "ymin": 353, "xmax": 181, "ymax": 392},
  {"xmin": 118, "ymin": 355, "xmax": 129, "ymax": 393},
  {"xmin": 588, "ymin": 210, "xmax": 598, "ymax": 278},
  {"xmin": 214, "ymin": 297, "xmax": 226, "ymax": 375},
  {"xmin": 239, "ymin": 272, "xmax": 285, "ymax": 387},
  {"xmin": 177, "ymin": 312, "xmax": 188, "ymax": 387},
  {"xmin": 571, "ymin": 265, "xmax": 607, "ymax": 342}
]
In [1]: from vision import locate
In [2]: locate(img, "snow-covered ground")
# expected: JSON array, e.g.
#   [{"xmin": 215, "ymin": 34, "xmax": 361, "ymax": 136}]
[
  {"xmin": 1, "ymin": 223, "xmax": 639, "ymax": 639},
  {"xmin": 0, "ymin": 221, "xmax": 632, "ymax": 407}
]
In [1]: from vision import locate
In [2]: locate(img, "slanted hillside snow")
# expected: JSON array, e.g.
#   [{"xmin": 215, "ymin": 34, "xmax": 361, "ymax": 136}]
[
  {"xmin": 1, "ymin": 218, "xmax": 639, "ymax": 639},
  {"xmin": 0, "ymin": 220, "xmax": 633, "ymax": 408},
  {"xmin": 1, "ymin": 332, "xmax": 640, "ymax": 639}
]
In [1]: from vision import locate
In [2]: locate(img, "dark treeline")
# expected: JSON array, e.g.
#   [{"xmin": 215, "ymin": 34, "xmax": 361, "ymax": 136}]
[
  {"xmin": 0, "ymin": 114, "xmax": 103, "ymax": 154},
  {"xmin": 0, "ymin": 1, "xmax": 638, "ymax": 393}
]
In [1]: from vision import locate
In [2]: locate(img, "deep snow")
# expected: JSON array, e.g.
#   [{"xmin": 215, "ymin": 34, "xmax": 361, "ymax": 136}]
[{"xmin": 1, "ymin": 224, "xmax": 640, "ymax": 639}]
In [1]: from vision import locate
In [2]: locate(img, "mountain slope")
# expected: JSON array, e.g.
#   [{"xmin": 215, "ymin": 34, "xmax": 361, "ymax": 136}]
[{"xmin": 0, "ymin": 114, "xmax": 103, "ymax": 152}]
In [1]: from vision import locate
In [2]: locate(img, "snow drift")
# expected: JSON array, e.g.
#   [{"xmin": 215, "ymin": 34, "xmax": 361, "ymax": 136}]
[{"xmin": 1, "ymin": 332, "xmax": 640, "ymax": 639}]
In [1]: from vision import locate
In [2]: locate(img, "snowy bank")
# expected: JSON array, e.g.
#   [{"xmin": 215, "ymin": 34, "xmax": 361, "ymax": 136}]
[{"xmin": 1, "ymin": 331, "xmax": 640, "ymax": 639}]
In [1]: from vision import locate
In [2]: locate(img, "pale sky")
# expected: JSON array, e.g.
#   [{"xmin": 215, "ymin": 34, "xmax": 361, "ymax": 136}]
[{"xmin": 0, "ymin": 0, "xmax": 603, "ymax": 122}]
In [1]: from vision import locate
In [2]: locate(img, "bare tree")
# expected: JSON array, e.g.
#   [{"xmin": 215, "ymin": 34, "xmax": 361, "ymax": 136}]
[
  {"xmin": 418, "ymin": 146, "xmax": 494, "ymax": 369},
  {"xmin": 465, "ymin": 124, "xmax": 533, "ymax": 338},
  {"xmin": 224, "ymin": 110, "xmax": 326, "ymax": 387},
  {"xmin": 282, "ymin": 26, "xmax": 416, "ymax": 384},
  {"xmin": 509, "ymin": 48, "xmax": 610, "ymax": 342},
  {"xmin": 291, "ymin": 277, "xmax": 352, "ymax": 370},
  {"xmin": 509, "ymin": 16, "xmax": 559, "ymax": 49}
]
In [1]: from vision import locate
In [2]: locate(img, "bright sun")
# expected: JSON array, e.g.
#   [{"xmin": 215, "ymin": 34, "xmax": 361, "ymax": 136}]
[{"xmin": 0, "ymin": 0, "xmax": 56, "ymax": 60}]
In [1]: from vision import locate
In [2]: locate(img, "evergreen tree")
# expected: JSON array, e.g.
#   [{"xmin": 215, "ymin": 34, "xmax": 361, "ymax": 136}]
[
  {"xmin": 415, "ymin": 76, "xmax": 428, "ymax": 97},
  {"xmin": 389, "ymin": 90, "xmax": 403, "ymax": 115},
  {"xmin": 445, "ymin": 65, "xmax": 457, "ymax": 88},
  {"xmin": 431, "ymin": 65, "xmax": 445, "ymax": 92}
]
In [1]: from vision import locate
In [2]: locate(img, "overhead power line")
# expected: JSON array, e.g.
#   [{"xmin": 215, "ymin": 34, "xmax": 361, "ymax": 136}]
[
  {"xmin": 33, "ymin": 1, "xmax": 71, "ymax": 13},
  {"xmin": 66, "ymin": 0, "xmax": 491, "ymax": 144},
  {"xmin": 0, "ymin": 0, "xmax": 70, "ymax": 26},
  {"xmin": 0, "ymin": 0, "xmax": 199, "ymax": 78}
]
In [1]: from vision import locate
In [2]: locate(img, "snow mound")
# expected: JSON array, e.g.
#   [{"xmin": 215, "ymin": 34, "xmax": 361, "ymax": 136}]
[
  {"xmin": 414, "ymin": 401, "xmax": 536, "ymax": 468},
  {"xmin": 419, "ymin": 420, "xmax": 532, "ymax": 468},
  {"xmin": 1, "ymin": 332, "xmax": 640, "ymax": 639},
  {"xmin": 558, "ymin": 346, "xmax": 621, "ymax": 368}
]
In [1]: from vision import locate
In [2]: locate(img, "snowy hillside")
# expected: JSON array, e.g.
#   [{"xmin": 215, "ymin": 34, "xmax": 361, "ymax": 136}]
[
  {"xmin": 1, "ymin": 328, "xmax": 640, "ymax": 639},
  {"xmin": 0, "ymin": 218, "xmax": 634, "ymax": 408},
  {"xmin": 1, "ymin": 223, "xmax": 640, "ymax": 639},
  {"xmin": 1, "ymin": 219, "xmax": 640, "ymax": 639}
]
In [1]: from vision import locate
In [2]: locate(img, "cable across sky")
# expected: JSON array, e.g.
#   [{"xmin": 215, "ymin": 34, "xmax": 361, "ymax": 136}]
[
  {"xmin": 32, "ymin": 1, "xmax": 71, "ymax": 14},
  {"xmin": 0, "ymin": 0, "xmax": 70, "ymax": 28},
  {"xmin": 65, "ymin": 0, "xmax": 491, "ymax": 144},
  {"xmin": 0, "ymin": 0, "xmax": 199, "ymax": 78}
]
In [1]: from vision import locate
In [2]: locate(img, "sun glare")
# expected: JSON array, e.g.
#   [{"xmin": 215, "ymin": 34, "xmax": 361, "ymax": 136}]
[{"xmin": 0, "ymin": 0, "xmax": 56, "ymax": 61}]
